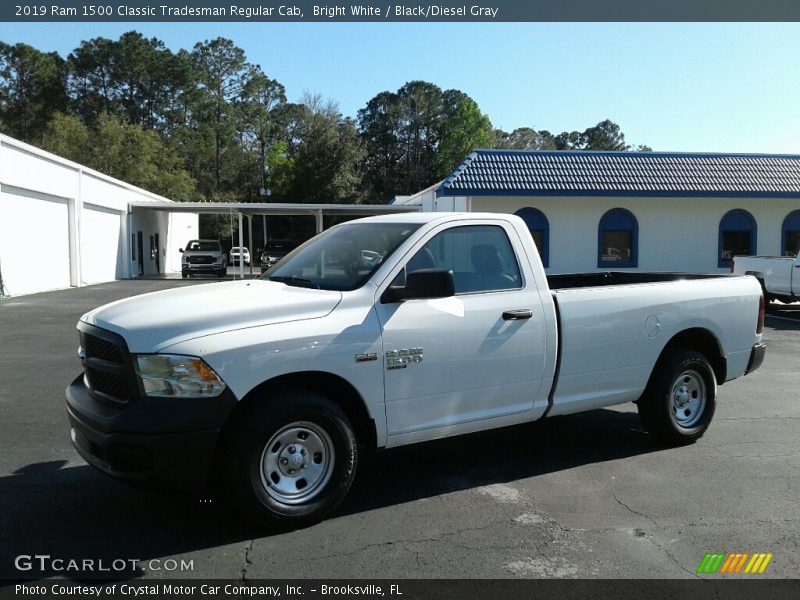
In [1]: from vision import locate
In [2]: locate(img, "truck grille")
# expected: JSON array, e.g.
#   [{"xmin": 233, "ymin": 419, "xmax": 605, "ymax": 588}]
[
  {"xmin": 86, "ymin": 366, "xmax": 130, "ymax": 399},
  {"xmin": 85, "ymin": 334, "xmax": 124, "ymax": 363},
  {"xmin": 80, "ymin": 326, "xmax": 136, "ymax": 405},
  {"xmin": 188, "ymin": 256, "xmax": 214, "ymax": 264}
]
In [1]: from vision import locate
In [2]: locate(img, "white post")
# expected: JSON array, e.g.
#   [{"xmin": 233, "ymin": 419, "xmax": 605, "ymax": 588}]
[
  {"xmin": 248, "ymin": 215, "xmax": 254, "ymax": 277},
  {"xmin": 238, "ymin": 212, "xmax": 244, "ymax": 279}
]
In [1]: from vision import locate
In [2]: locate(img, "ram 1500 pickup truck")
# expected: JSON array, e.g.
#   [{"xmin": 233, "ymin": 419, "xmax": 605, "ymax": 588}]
[
  {"xmin": 733, "ymin": 253, "xmax": 800, "ymax": 308},
  {"xmin": 67, "ymin": 213, "xmax": 766, "ymax": 526}
]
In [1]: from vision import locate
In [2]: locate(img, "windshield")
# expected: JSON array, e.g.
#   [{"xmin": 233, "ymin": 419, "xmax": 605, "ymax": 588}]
[
  {"xmin": 186, "ymin": 240, "xmax": 220, "ymax": 251},
  {"xmin": 263, "ymin": 222, "xmax": 420, "ymax": 291}
]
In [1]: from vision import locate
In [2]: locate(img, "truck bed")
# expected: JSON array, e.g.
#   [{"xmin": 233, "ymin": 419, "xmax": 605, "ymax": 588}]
[{"xmin": 544, "ymin": 273, "xmax": 761, "ymax": 418}]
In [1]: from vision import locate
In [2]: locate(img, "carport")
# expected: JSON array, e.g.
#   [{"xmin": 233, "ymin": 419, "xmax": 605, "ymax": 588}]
[{"xmin": 128, "ymin": 201, "xmax": 421, "ymax": 278}]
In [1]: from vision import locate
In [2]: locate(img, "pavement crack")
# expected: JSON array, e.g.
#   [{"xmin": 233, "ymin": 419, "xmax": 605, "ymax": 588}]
[
  {"xmin": 609, "ymin": 490, "xmax": 659, "ymax": 529},
  {"xmin": 240, "ymin": 539, "xmax": 255, "ymax": 582}
]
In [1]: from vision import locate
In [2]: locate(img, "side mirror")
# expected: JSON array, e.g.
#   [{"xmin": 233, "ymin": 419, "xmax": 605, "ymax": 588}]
[
  {"xmin": 179, "ymin": 248, "xmax": 184, "ymax": 253},
  {"xmin": 382, "ymin": 269, "xmax": 455, "ymax": 303}
]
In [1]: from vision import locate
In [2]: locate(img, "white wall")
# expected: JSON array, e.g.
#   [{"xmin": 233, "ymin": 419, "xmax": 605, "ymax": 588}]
[
  {"xmin": 166, "ymin": 212, "xmax": 200, "ymax": 274},
  {"xmin": 0, "ymin": 134, "xmax": 198, "ymax": 296},
  {"xmin": 0, "ymin": 186, "xmax": 72, "ymax": 296},
  {"xmin": 468, "ymin": 195, "xmax": 800, "ymax": 274}
]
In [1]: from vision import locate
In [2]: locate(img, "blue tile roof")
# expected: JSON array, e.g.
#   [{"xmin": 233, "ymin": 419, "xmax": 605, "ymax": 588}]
[{"xmin": 436, "ymin": 150, "xmax": 800, "ymax": 198}]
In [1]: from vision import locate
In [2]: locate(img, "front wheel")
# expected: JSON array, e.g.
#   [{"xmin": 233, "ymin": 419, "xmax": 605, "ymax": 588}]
[
  {"xmin": 224, "ymin": 391, "xmax": 357, "ymax": 528},
  {"xmin": 638, "ymin": 349, "xmax": 717, "ymax": 445}
]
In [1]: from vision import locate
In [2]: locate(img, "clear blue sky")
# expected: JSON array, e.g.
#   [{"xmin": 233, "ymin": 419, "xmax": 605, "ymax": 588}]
[{"xmin": 1, "ymin": 22, "xmax": 799, "ymax": 153}]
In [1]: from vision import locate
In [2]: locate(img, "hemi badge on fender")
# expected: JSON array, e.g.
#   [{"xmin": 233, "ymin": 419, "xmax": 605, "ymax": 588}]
[{"xmin": 355, "ymin": 352, "xmax": 379, "ymax": 363}]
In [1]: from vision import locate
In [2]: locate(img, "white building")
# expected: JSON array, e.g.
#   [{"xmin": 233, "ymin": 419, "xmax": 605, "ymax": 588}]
[
  {"xmin": 0, "ymin": 133, "xmax": 198, "ymax": 296},
  {"xmin": 0, "ymin": 134, "xmax": 420, "ymax": 297},
  {"xmin": 420, "ymin": 150, "xmax": 800, "ymax": 274}
]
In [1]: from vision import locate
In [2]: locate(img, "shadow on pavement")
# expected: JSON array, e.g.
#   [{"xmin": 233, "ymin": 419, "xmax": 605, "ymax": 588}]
[{"xmin": 0, "ymin": 408, "xmax": 657, "ymax": 581}]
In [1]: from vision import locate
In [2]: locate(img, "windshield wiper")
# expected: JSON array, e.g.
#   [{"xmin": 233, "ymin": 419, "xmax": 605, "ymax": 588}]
[{"xmin": 268, "ymin": 275, "xmax": 320, "ymax": 289}]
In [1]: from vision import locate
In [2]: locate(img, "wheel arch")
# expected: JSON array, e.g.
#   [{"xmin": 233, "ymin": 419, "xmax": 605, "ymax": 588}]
[
  {"xmin": 218, "ymin": 371, "xmax": 378, "ymax": 455},
  {"xmin": 654, "ymin": 328, "xmax": 726, "ymax": 385}
]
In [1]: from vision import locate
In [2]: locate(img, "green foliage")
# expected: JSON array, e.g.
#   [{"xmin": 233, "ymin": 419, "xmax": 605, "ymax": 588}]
[
  {"xmin": 42, "ymin": 112, "xmax": 197, "ymax": 200},
  {"xmin": 0, "ymin": 42, "xmax": 67, "ymax": 142},
  {"xmin": 6, "ymin": 31, "xmax": 651, "ymax": 216},
  {"xmin": 494, "ymin": 127, "xmax": 557, "ymax": 150},
  {"xmin": 437, "ymin": 98, "xmax": 493, "ymax": 178},
  {"xmin": 359, "ymin": 81, "xmax": 481, "ymax": 200},
  {"xmin": 281, "ymin": 95, "xmax": 365, "ymax": 203}
]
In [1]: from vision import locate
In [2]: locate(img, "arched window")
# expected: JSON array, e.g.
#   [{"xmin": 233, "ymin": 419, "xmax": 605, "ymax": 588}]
[
  {"xmin": 598, "ymin": 208, "xmax": 638, "ymax": 268},
  {"xmin": 514, "ymin": 208, "xmax": 549, "ymax": 267},
  {"xmin": 782, "ymin": 211, "xmax": 800, "ymax": 257},
  {"xmin": 718, "ymin": 209, "xmax": 756, "ymax": 268}
]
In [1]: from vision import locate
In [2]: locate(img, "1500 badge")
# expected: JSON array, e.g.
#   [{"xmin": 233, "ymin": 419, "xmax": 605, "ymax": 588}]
[{"xmin": 386, "ymin": 348, "xmax": 423, "ymax": 370}]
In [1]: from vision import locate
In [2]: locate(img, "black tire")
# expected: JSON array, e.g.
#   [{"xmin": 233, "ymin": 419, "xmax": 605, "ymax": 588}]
[
  {"xmin": 224, "ymin": 390, "xmax": 357, "ymax": 528},
  {"xmin": 181, "ymin": 272, "xmax": 188, "ymax": 279},
  {"xmin": 217, "ymin": 269, "xmax": 227, "ymax": 278},
  {"xmin": 638, "ymin": 349, "xmax": 717, "ymax": 445}
]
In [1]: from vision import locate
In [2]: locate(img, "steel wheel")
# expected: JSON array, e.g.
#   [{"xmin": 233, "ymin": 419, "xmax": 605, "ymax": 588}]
[
  {"xmin": 259, "ymin": 421, "xmax": 335, "ymax": 505},
  {"xmin": 669, "ymin": 369, "xmax": 707, "ymax": 428},
  {"xmin": 638, "ymin": 349, "xmax": 717, "ymax": 445}
]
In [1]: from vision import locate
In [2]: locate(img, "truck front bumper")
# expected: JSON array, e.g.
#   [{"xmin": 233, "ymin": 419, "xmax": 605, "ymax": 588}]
[
  {"xmin": 746, "ymin": 342, "xmax": 766, "ymax": 375},
  {"xmin": 66, "ymin": 375, "xmax": 237, "ymax": 491}
]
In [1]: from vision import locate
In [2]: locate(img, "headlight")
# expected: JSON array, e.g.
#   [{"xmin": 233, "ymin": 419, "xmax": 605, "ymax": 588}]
[
  {"xmin": 182, "ymin": 256, "xmax": 189, "ymax": 264},
  {"xmin": 134, "ymin": 354, "xmax": 226, "ymax": 398}
]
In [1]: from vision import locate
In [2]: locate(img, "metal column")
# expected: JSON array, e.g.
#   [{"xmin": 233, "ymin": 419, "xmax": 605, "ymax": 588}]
[
  {"xmin": 238, "ymin": 212, "xmax": 244, "ymax": 279},
  {"xmin": 248, "ymin": 215, "xmax": 254, "ymax": 277}
]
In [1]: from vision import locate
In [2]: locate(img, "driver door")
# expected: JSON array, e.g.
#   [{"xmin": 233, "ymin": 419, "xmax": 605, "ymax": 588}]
[{"xmin": 374, "ymin": 222, "xmax": 549, "ymax": 438}]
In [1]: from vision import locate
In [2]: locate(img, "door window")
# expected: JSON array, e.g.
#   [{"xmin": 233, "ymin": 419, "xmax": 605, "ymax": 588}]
[{"xmin": 403, "ymin": 225, "xmax": 522, "ymax": 294}]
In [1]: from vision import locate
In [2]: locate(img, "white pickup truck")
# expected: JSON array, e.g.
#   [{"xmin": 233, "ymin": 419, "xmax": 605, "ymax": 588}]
[
  {"xmin": 67, "ymin": 213, "xmax": 766, "ymax": 527},
  {"xmin": 733, "ymin": 254, "xmax": 800, "ymax": 308}
]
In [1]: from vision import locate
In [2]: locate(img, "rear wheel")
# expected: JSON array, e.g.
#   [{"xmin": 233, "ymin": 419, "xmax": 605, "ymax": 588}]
[
  {"xmin": 638, "ymin": 350, "xmax": 717, "ymax": 445},
  {"xmin": 224, "ymin": 390, "xmax": 357, "ymax": 528}
]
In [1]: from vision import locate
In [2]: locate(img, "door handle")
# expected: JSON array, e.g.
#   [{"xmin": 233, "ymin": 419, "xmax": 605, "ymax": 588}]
[{"xmin": 502, "ymin": 309, "xmax": 533, "ymax": 320}]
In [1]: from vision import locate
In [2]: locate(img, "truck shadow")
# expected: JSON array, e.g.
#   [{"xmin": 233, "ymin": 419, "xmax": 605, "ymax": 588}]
[{"xmin": 0, "ymin": 409, "xmax": 654, "ymax": 580}]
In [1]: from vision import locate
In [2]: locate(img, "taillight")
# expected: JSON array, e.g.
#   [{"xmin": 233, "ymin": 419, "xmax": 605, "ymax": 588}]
[{"xmin": 756, "ymin": 294, "xmax": 765, "ymax": 334}]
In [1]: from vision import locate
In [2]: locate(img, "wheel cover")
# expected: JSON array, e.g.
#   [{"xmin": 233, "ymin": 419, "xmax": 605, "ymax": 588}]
[
  {"xmin": 259, "ymin": 421, "xmax": 335, "ymax": 505},
  {"xmin": 669, "ymin": 369, "xmax": 707, "ymax": 428}
]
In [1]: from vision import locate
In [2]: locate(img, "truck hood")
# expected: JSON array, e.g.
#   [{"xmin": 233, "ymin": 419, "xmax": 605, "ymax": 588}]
[{"xmin": 81, "ymin": 280, "xmax": 342, "ymax": 352}]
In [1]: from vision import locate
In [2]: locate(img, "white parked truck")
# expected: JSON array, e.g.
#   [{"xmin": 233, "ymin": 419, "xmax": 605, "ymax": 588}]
[
  {"xmin": 67, "ymin": 213, "xmax": 766, "ymax": 526},
  {"xmin": 732, "ymin": 254, "xmax": 800, "ymax": 307}
]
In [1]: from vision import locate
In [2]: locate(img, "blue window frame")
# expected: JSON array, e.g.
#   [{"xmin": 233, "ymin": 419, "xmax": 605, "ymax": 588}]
[
  {"xmin": 598, "ymin": 208, "xmax": 638, "ymax": 268},
  {"xmin": 718, "ymin": 209, "xmax": 756, "ymax": 268},
  {"xmin": 514, "ymin": 208, "xmax": 549, "ymax": 268},
  {"xmin": 782, "ymin": 211, "xmax": 800, "ymax": 257}
]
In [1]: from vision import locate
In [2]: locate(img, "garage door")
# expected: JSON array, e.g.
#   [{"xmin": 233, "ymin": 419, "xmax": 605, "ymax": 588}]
[
  {"xmin": 0, "ymin": 189, "xmax": 71, "ymax": 296},
  {"xmin": 80, "ymin": 205, "xmax": 123, "ymax": 284}
]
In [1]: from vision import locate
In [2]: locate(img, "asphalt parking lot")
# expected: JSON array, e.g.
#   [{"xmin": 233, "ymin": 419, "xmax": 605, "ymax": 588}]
[{"xmin": 0, "ymin": 279, "xmax": 798, "ymax": 580}]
